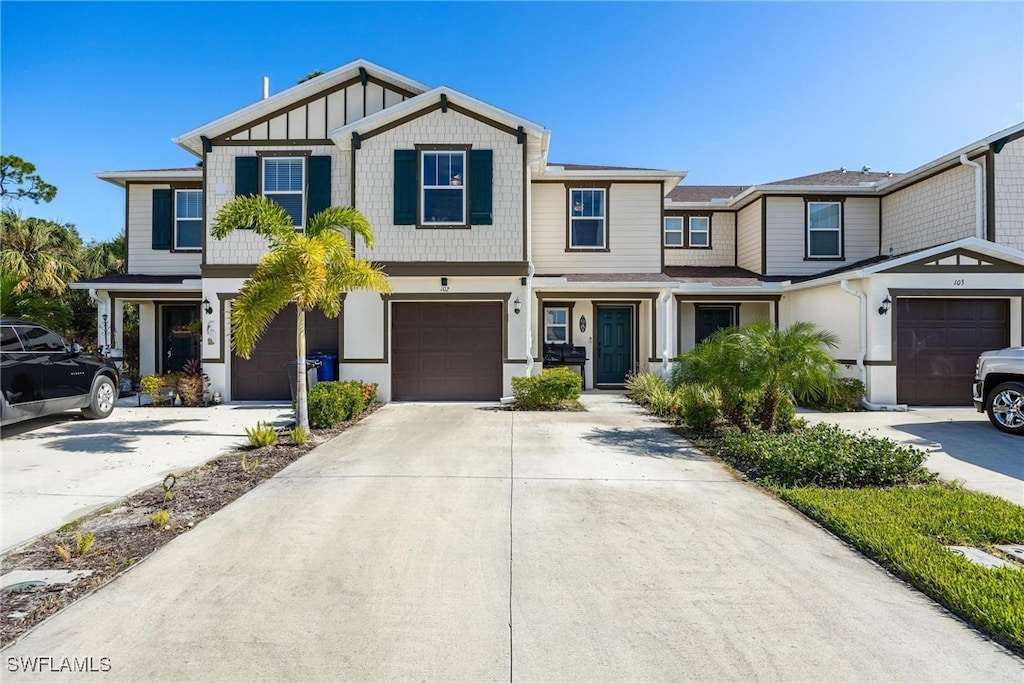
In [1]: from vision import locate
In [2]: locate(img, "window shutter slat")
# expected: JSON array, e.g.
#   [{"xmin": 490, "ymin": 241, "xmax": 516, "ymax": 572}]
[
  {"xmin": 469, "ymin": 149, "xmax": 493, "ymax": 225},
  {"xmin": 394, "ymin": 150, "xmax": 417, "ymax": 225},
  {"xmin": 151, "ymin": 189, "xmax": 171, "ymax": 250},
  {"xmin": 235, "ymin": 156, "xmax": 258, "ymax": 197},
  {"xmin": 307, "ymin": 156, "xmax": 331, "ymax": 221}
]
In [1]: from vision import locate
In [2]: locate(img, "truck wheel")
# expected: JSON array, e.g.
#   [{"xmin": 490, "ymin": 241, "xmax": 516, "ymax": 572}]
[
  {"xmin": 986, "ymin": 381, "xmax": 1024, "ymax": 435},
  {"xmin": 82, "ymin": 376, "xmax": 116, "ymax": 420}
]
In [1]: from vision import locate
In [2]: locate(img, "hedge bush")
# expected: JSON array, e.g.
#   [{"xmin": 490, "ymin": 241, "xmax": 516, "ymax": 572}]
[
  {"xmin": 512, "ymin": 367, "xmax": 582, "ymax": 409},
  {"xmin": 796, "ymin": 377, "xmax": 865, "ymax": 412},
  {"xmin": 677, "ymin": 384, "xmax": 721, "ymax": 432},
  {"xmin": 308, "ymin": 380, "xmax": 377, "ymax": 428},
  {"xmin": 718, "ymin": 422, "xmax": 934, "ymax": 488}
]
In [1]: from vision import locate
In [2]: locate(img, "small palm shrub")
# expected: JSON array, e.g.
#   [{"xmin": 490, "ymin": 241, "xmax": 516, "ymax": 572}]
[
  {"xmin": 512, "ymin": 367, "xmax": 582, "ymax": 409},
  {"xmin": 677, "ymin": 384, "xmax": 721, "ymax": 431},
  {"xmin": 245, "ymin": 421, "xmax": 278, "ymax": 448},
  {"xmin": 718, "ymin": 423, "xmax": 934, "ymax": 488},
  {"xmin": 176, "ymin": 373, "xmax": 205, "ymax": 406},
  {"xmin": 289, "ymin": 426, "xmax": 308, "ymax": 445},
  {"xmin": 796, "ymin": 377, "xmax": 864, "ymax": 412},
  {"xmin": 625, "ymin": 371, "xmax": 668, "ymax": 407}
]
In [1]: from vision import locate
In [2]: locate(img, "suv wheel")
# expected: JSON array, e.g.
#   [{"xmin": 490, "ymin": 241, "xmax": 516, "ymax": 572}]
[
  {"xmin": 82, "ymin": 376, "xmax": 116, "ymax": 420},
  {"xmin": 986, "ymin": 381, "xmax": 1024, "ymax": 436}
]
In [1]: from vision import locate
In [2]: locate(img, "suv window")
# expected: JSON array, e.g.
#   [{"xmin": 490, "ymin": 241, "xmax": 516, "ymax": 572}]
[
  {"xmin": 16, "ymin": 325, "xmax": 66, "ymax": 352},
  {"xmin": 1, "ymin": 326, "xmax": 23, "ymax": 351}
]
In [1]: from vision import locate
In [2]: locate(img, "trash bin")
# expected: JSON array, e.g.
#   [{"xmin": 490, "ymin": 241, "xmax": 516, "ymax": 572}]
[
  {"xmin": 309, "ymin": 352, "xmax": 338, "ymax": 382},
  {"xmin": 285, "ymin": 359, "xmax": 320, "ymax": 402}
]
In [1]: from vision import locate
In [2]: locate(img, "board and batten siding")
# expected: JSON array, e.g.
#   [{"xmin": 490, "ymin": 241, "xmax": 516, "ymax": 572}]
[
  {"xmin": 353, "ymin": 108, "xmax": 523, "ymax": 263},
  {"xmin": 994, "ymin": 136, "xmax": 1024, "ymax": 252},
  {"xmin": 764, "ymin": 197, "xmax": 879, "ymax": 276},
  {"xmin": 531, "ymin": 182, "xmax": 662, "ymax": 274},
  {"xmin": 736, "ymin": 199, "xmax": 762, "ymax": 274},
  {"xmin": 126, "ymin": 184, "xmax": 201, "ymax": 275},
  {"xmin": 881, "ymin": 160, "xmax": 984, "ymax": 256},
  {"xmin": 664, "ymin": 212, "xmax": 736, "ymax": 267},
  {"xmin": 204, "ymin": 145, "xmax": 350, "ymax": 265}
]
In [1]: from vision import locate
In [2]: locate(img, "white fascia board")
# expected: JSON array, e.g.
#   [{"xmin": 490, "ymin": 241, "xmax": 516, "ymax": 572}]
[
  {"xmin": 672, "ymin": 282, "xmax": 787, "ymax": 293},
  {"xmin": 544, "ymin": 170, "xmax": 687, "ymax": 196},
  {"xmin": 173, "ymin": 59, "xmax": 432, "ymax": 155},
  {"xmin": 532, "ymin": 278, "xmax": 671, "ymax": 290},
  {"xmin": 95, "ymin": 170, "xmax": 202, "ymax": 188},
  {"xmin": 69, "ymin": 282, "xmax": 202, "ymax": 292},
  {"xmin": 329, "ymin": 86, "xmax": 548, "ymax": 149}
]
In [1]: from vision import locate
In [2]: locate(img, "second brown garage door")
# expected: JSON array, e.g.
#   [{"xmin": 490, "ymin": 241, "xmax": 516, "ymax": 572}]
[
  {"xmin": 392, "ymin": 302, "xmax": 503, "ymax": 401},
  {"xmin": 896, "ymin": 298, "xmax": 1009, "ymax": 405}
]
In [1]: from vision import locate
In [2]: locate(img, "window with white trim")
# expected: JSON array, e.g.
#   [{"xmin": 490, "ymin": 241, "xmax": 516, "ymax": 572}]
[
  {"xmin": 807, "ymin": 201, "xmax": 841, "ymax": 258},
  {"xmin": 544, "ymin": 307, "xmax": 569, "ymax": 344},
  {"xmin": 421, "ymin": 151, "xmax": 465, "ymax": 224},
  {"xmin": 664, "ymin": 217, "xmax": 683, "ymax": 246},
  {"xmin": 688, "ymin": 216, "xmax": 710, "ymax": 247},
  {"xmin": 262, "ymin": 157, "xmax": 305, "ymax": 227},
  {"xmin": 174, "ymin": 190, "xmax": 202, "ymax": 250},
  {"xmin": 570, "ymin": 188, "xmax": 606, "ymax": 249}
]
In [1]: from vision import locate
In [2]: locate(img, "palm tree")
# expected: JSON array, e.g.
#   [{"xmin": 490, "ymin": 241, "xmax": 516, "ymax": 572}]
[
  {"xmin": 0, "ymin": 209, "xmax": 81, "ymax": 294},
  {"xmin": 212, "ymin": 196, "xmax": 390, "ymax": 431},
  {"xmin": 0, "ymin": 272, "xmax": 70, "ymax": 330},
  {"xmin": 672, "ymin": 326, "xmax": 760, "ymax": 429},
  {"xmin": 81, "ymin": 232, "xmax": 125, "ymax": 279}
]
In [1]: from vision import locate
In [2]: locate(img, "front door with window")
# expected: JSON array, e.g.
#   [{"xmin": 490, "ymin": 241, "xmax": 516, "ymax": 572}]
[
  {"xmin": 162, "ymin": 305, "xmax": 199, "ymax": 373},
  {"xmin": 596, "ymin": 306, "xmax": 633, "ymax": 386},
  {"xmin": 696, "ymin": 306, "xmax": 737, "ymax": 343}
]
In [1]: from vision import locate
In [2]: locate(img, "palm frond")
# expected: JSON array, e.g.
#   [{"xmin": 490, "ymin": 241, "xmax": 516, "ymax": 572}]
[
  {"xmin": 306, "ymin": 206, "xmax": 374, "ymax": 248},
  {"xmin": 211, "ymin": 196, "xmax": 296, "ymax": 247},
  {"xmin": 229, "ymin": 276, "xmax": 294, "ymax": 358}
]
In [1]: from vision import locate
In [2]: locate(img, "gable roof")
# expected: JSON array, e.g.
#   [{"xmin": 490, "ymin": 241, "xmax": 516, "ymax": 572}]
[
  {"xmin": 173, "ymin": 59, "xmax": 431, "ymax": 156},
  {"xmin": 667, "ymin": 185, "xmax": 749, "ymax": 203},
  {"xmin": 96, "ymin": 167, "xmax": 202, "ymax": 187}
]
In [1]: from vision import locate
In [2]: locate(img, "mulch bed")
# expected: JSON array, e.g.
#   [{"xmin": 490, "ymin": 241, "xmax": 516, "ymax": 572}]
[{"xmin": 0, "ymin": 406, "xmax": 377, "ymax": 647}]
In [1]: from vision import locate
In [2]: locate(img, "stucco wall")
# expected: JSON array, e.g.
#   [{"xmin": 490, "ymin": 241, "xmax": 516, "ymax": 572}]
[
  {"xmin": 663, "ymin": 212, "xmax": 736, "ymax": 267},
  {"xmin": 764, "ymin": 197, "xmax": 879, "ymax": 276},
  {"xmin": 994, "ymin": 136, "xmax": 1024, "ymax": 252},
  {"xmin": 531, "ymin": 183, "xmax": 662, "ymax": 274},
  {"xmin": 126, "ymin": 184, "xmax": 201, "ymax": 275},
  {"xmin": 352, "ymin": 109, "xmax": 524, "ymax": 263},
  {"xmin": 736, "ymin": 200, "xmax": 762, "ymax": 274}
]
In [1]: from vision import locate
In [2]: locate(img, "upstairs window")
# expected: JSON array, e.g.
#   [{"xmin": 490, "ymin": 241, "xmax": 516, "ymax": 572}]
[
  {"xmin": 688, "ymin": 216, "xmax": 710, "ymax": 247},
  {"xmin": 569, "ymin": 188, "xmax": 606, "ymax": 249},
  {"xmin": 174, "ymin": 190, "xmax": 202, "ymax": 250},
  {"xmin": 664, "ymin": 215, "xmax": 711, "ymax": 248},
  {"xmin": 544, "ymin": 307, "xmax": 569, "ymax": 344},
  {"xmin": 263, "ymin": 157, "xmax": 305, "ymax": 227},
  {"xmin": 807, "ymin": 201, "xmax": 841, "ymax": 258},
  {"xmin": 664, "ymin": 217, "xmax": 684, "ymax": 246},
  {"xmin": 421, "ymin": 151, "xmax": 465, "ymax": 225}
]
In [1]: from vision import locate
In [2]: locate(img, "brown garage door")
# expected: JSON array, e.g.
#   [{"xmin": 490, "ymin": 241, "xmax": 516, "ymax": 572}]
[
  {"xmin": 392, "ymin": 302, "xmax": 502, "ymax": 401},
  {"xmin": 896, "ymin": 298, "xmax": 1009, "ymax": 405},
  {"xmin": 232, "ymin": 307, "xmax": 340, "ymax": 400}
]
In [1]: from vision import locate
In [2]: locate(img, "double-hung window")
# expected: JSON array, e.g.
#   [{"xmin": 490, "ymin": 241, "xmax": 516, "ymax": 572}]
[
  {"xmin": 807, "ymin": 201, "xmax": 841, "ymax": 258},
  {"xmin": 664, "ymin": 217, "xmax": 684, "ymax": 246},
  {"xmin": 664, "ymin": 215, "xmax": 710, "ymax": 248},
  {"xmin": 570, "ymin": 188, "xmax": 606, "ymax": 249},
  {"xmin": 544, "ymin": 307, "xmax": 569, "ymax": 344},
  {"xmin": 174, "ymin": 190, "xmax": 202, "ymax": 250},
  {"xmin": 421, "ymin": 151, "xmax": 465, "ymax": 225},
  {"xmin": 688, "ymin": 216, "xmax": 710, "ymax": 247},
  {"xmin": 263, "ymin": 157, "xmax": 305, "ymax": 227}
]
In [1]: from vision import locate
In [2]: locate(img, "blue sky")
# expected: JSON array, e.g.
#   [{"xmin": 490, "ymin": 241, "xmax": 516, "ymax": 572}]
[{"xmin": 2, "ymin": 1, "xmax": 1021, "ymax": 242}]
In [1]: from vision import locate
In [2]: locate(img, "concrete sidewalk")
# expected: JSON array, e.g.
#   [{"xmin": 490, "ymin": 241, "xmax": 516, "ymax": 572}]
[
  {"xmin": 1, "ymin": 400, "xmax": 293, "ymax": 552},
  {"xmin": 2, "ymin": 396, "xmax": 1020, "ymax": 680}
]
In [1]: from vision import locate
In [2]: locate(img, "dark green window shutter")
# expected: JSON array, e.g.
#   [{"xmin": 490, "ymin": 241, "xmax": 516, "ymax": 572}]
[
  {"xmin": 307, "ymin": 156, "xmax": 331, "ymax": 221},
  {"xmin": 152, "ymin": 189, "xmax": 171, "ymax": 250},
  {"xmin": 394, "ymin": 149, "xmax": 417, "ymax": 225},
  {"xmin": 235, "ymin": 156, "xmax": 258, "ymax": 197},
  {"xmin": 469, "ymin": 149, "xmax": 493, "ymax": 225}
]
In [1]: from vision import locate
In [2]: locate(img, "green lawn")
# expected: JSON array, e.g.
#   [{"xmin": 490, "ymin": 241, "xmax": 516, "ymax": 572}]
[{"xmin": 779, "ymin": 484, "xmax": 1024, "ymax": 652}]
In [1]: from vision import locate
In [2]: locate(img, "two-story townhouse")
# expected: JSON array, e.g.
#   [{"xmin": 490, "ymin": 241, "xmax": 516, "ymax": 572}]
[{"xmin": 73, "ymin": 59, "xmax": 1023, "ymax": 408}]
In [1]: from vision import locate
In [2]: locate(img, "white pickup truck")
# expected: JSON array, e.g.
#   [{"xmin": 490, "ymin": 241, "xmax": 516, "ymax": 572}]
[{"xmin": 973, "ymin": 346, "xmax": 1024, "ymax": 435}]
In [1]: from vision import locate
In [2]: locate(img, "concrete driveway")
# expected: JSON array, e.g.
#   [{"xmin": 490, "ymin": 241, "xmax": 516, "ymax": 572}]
[
  {"xmin": 801, "ymin": 407, "xmax": 1023, "ymax": 505},
  {"xmin": 0, "ymin": 399, "xmax": 293, "ymax": 552},
  {"xmin": 2, "ymin": 396, "xmax": 1020, "ymax": 680}
]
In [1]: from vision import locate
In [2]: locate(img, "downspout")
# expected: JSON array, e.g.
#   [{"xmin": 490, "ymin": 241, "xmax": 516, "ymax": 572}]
[
  {"xmin": 840, "ymin": 279, "xmax": 907, "ymax": 411},
  {"xmin": 658, "ymin": 289, "xmax": 672, "ymax": 375},
  {"xmin": 959, "ymin": 154, "xmax": 985, "ymax": 240}
]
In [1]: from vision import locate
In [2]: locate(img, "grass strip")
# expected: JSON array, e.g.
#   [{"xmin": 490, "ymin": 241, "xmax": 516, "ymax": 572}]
[{"xmin": 778, "ymin": 484, "xmax": 1024, "ymax": 653}]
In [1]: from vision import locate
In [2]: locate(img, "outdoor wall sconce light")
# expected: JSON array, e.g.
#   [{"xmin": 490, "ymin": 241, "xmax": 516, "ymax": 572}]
[
  {"xmin": 441, "ymin": 277, "xmax": 449, "ymax": 287},
  {"xmin": 878, "ymin": 295, "xmax": 892, "ymax": 316},
  {"xmin": 202, "ymin": 298, "xmax": 214, "ymax": 315},
  {"xmin": 579, "ymin": 315, "xmax": 587, "ymax": 333},
  {"xmin": 513, "ymin": 298, "xmax": 522, "ymax": 315},
  {"xmin": 520, "ymin": 276, "xmax": 528, "ymax": 286}
]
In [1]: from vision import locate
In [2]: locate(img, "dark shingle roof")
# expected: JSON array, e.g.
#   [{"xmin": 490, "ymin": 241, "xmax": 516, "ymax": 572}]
[
  {"xmin": 558, "ymin": 273, "xmax": 674, "ymax": 282},
  {"xmin": 550, "ymin": 163, "xmax": 665, "ymax": 172},
  {"xmin": 765, "ymin": 170, "xmax": 899, "ymax": 187},
  {"xmin": 662, "ymin": 266, "xmax": 767, "ymax": 286},
  {"xmin": 667, "ymin": 185, "xmax": 749, "ymax": 203},
  {"xmin": 74, "ymin": 274, "xmax": 198, "ymax": 285}
]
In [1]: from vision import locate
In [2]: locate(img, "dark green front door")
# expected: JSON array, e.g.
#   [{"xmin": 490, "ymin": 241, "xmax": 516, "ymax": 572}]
[
  {"xmin": 162, "ymin": 305, "xmax": 198, "ymax": 373},
  {"xmin": 596, "ymin": 306, "xmax": 632, "ymax": 386},
  {"xmin": 697, "ymin": 306, "xmax": 736, "ymax": 343}
]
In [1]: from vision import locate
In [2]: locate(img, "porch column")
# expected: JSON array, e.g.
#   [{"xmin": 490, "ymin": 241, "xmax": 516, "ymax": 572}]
[{"xmin": 138, "ymin": 303, "xmax": 157, "ymax": 377}]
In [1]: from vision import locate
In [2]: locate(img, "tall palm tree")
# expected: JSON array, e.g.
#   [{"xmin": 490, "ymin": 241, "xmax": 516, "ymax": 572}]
[
  {"xmin": 0, "ymin": 272, "xmax": 70, "ymax": 330},
  {"xmin": 0, "ymin": 209, "xmax": 81, "ymax": 294},
  {"xmin": 212, "ymin": 196, "xmax": 390, "ymax": 431},
  {"xmin": 81, "ymin": 232, "xmax": 126, "ymax": 279}
]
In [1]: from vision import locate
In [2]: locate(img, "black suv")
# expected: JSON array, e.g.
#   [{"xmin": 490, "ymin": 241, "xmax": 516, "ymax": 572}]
[{"xmin": 1, "ymin": 318, "xmax": 119, "ymax": 427}]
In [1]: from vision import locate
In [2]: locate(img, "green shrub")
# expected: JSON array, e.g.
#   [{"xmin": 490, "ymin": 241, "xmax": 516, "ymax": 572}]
[
  {"xmin": 677, "ymin": 384, "xmax": 721, "ymax": 431},
  {"xmin": 512, "ymin": 367, "xmax": 583, "ymax": 409},
  {"xmin": 773, "ymin": 396, "xmax": 800, "ymax": 433},
  {"xmin": 141, "ymin": 373, "xmax": 182, "ymax": 405},
  {"xmin": 796, "ymin": 377, "xmax": 865, "ymax": 412},
  {"xmin": 718, "ymin": 423, "xmax": 934, "ymax": 488},
  {"xmin": 309, "ymin": 382, "xmax": 346, "ymax": 428},
  {"xmin": 339, "ymin": 380, "xmax": 367, "ymax": 419},
  {"xmin": 625, "ymin": 371, "xmax": 668, "ymax": 408},
  {"xmin": 289, "ymin": 426, "xmax": 308, "ymax": 445},
  {"xmin": 245, "ymin": 421, "xmax": 278, "ymax": 448}
]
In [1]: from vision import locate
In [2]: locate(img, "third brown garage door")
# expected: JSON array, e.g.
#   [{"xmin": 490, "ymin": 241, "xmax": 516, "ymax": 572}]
[
  {"xmin": 896, "ymin": 298, "xmax": 1009, "ymax": 405},
  {"xmin": 392, "ymin": 302, "xmax": 502, "ymax": 401}
]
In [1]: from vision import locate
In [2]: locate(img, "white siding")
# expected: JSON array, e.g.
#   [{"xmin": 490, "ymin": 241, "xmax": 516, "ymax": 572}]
[
  {"xmin": 736, "ymin": 200, "xmax": 762, "ymax": 274},
  {"xmin": 995, "ymin": 136, "xmax": 1024, "ymax": 251},
  {"xmin": 126, "ymin": 184, "xmax": 201, "ymax": 275},
  {"xmin": 531, "ymin": 183, "xmax": 662, "ymax": 274},
  {"xmin": 353, "ymin": 108, "xmax": 523, "ymax": 263},
  {"xmin": 881, "ymin": 160, "xmax": 984, "ymax": 255},
  {"xmin": 664, "ymin": 212, "xmax": 735, "ymax": 267},
  {"xmin": 765, "ymin": 196, "xmax": 879, "ymax": 276}
]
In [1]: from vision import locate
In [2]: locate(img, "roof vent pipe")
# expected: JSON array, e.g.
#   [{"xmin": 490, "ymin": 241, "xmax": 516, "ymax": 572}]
[
  {"xmin": 861, "ymin": 165, "xmax": 871, "ymax": 174},
  {"xmin": 958, "ymin": 154, "xmax": 985, "ymax": 240},
  {"xmin": 262, "ymin": 76, "xmax": 269, "ymax": 100}
]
